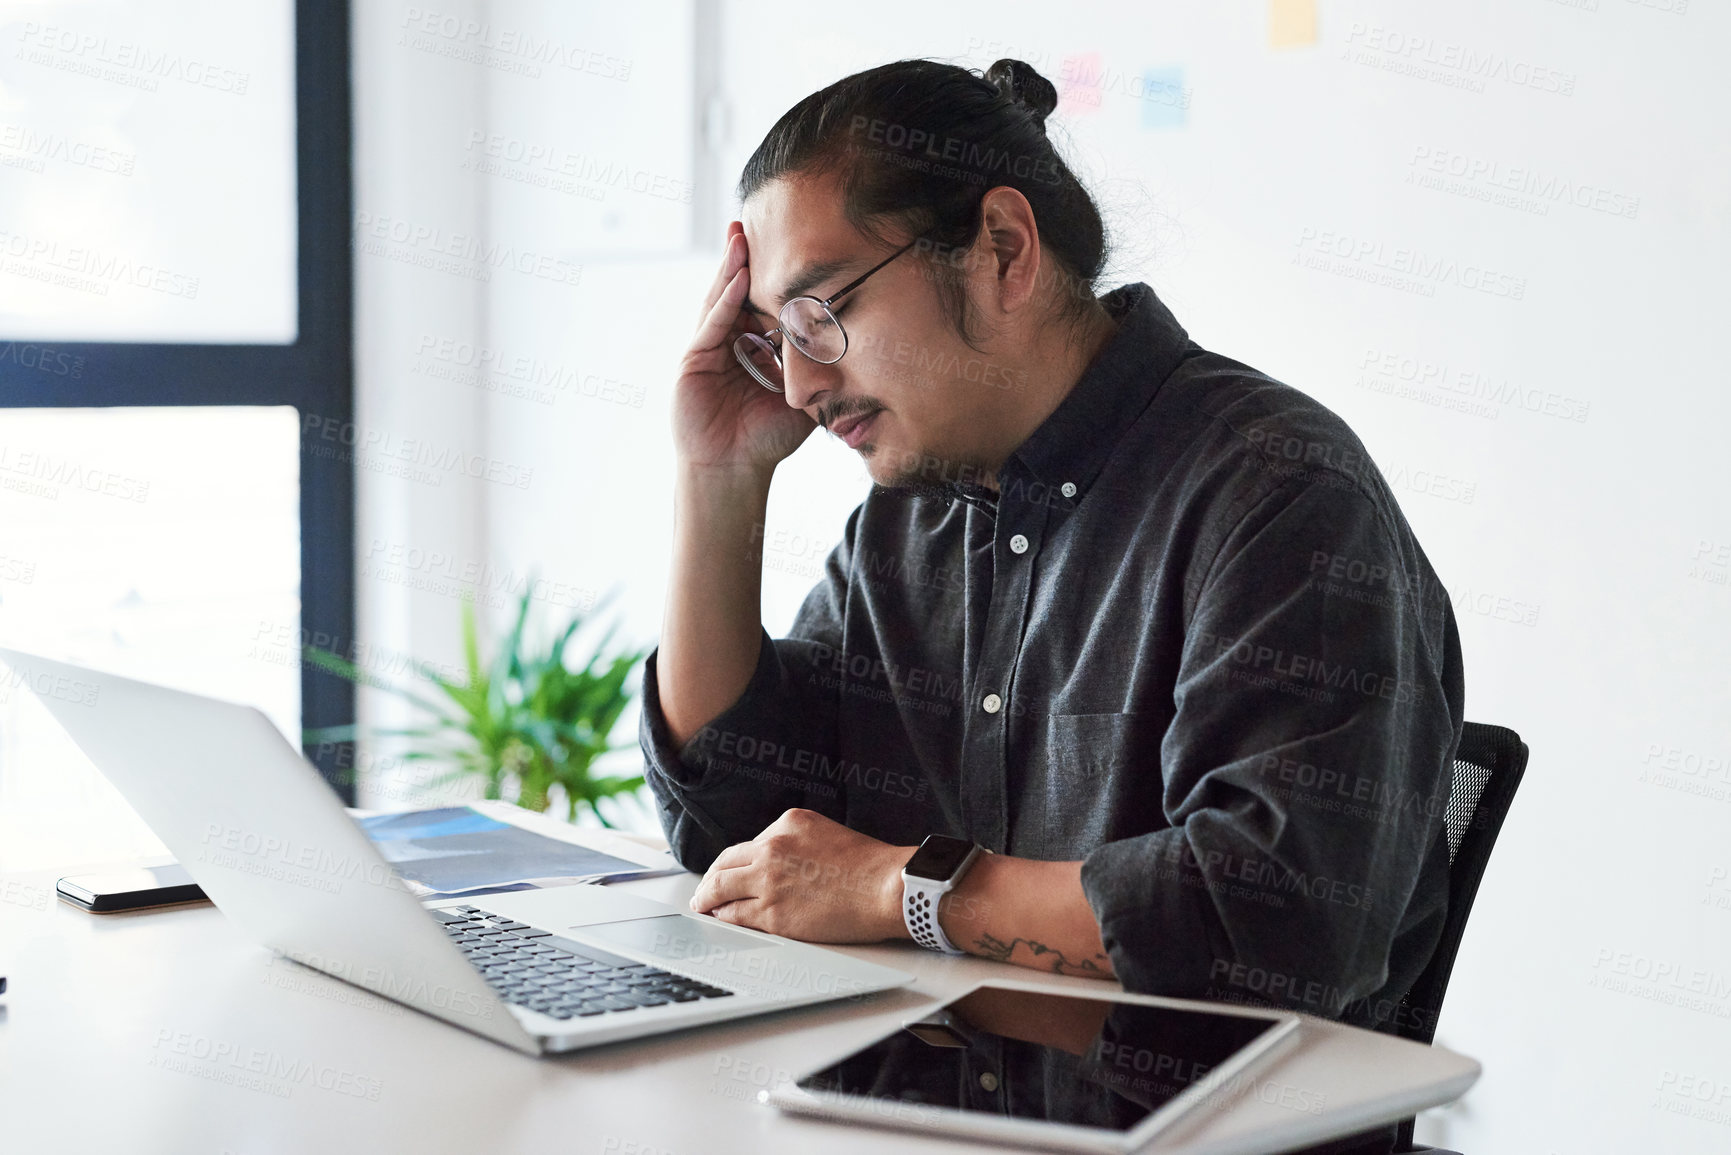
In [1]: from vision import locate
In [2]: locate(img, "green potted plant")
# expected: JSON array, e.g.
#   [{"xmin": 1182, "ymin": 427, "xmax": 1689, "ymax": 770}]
[{"xmin": 303, "ymin": 584, "xmax": 650, "ymax": 826}]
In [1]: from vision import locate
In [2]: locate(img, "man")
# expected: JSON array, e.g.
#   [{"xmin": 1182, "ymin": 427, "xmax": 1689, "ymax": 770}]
[{"xmin": 636, "ymin": 59, "xmax": 1463, "ymax": 1053}]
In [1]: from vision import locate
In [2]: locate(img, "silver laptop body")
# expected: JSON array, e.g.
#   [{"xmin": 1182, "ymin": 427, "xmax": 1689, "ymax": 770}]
[{"xmin": 1, "ymin": 648, "xmax": 913, "ymax": 1055}]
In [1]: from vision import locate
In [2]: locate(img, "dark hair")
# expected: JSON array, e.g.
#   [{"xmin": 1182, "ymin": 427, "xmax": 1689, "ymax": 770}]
[{"xmin": 736, "ymin": 58, "xmax": 1109, "ymax": 350}]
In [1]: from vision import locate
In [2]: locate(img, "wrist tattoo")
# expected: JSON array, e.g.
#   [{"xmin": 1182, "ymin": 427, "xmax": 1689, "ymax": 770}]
[{"xmin": 974, "ymin": 933, "xmax": 1112, "ymax": 977}]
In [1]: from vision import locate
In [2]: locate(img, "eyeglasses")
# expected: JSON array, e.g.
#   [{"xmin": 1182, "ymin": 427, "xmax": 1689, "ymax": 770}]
[{"xmin": 733, "ymin": 237, "xmax": 923, "ymax": 393}]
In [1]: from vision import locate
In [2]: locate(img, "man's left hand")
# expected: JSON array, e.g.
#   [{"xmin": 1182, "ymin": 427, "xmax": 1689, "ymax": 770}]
[{"xmin": 688, "ymin": 808, "xmax": 915, "ymax": 943}]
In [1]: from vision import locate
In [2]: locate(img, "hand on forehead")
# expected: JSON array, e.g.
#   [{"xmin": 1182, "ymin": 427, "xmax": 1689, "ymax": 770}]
[{"xmin": 739, "ymin": 171, "xmax": 896, "ymax": 319}]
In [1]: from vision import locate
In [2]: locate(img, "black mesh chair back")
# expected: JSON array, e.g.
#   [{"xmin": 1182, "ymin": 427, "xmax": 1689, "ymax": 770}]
[{"xmin": 1391, "ymin": 721, "xmax": 1529, "ymax": 1153}]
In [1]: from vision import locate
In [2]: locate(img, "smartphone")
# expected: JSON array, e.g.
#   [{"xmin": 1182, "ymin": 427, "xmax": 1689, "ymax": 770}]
[{"xmin": 56, "ymin": 862, "xmax": 208, "ymax": 912}]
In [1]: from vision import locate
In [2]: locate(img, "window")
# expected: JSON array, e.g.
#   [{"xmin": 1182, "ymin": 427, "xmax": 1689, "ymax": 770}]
[{"xmin": 0, "ymin": 1, "xmax": 355, "ymax": 868}]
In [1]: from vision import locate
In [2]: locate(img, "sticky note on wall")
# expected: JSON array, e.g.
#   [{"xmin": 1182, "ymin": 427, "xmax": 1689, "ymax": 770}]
[
  {"xmin": 1270, "ymin": 0, "xmax": 1318, "ymax": 48},
  {"xmin": 1140, "ymin": 67, "xmax": 1187, "ymax": 129},
  {"xmin": 1059, "ymin": 52, "xmax": 1103, "ymax": 116}
]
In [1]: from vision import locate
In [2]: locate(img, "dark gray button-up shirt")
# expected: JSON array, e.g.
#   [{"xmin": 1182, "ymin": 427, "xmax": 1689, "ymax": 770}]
[{"xmin": 638, "ymin": 281, "xmax": 1465, "ymax": 1033}]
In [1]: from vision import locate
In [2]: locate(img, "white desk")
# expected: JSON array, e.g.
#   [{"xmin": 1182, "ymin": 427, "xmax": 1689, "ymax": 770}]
[{"xmin": 0, "ymin": 862, "xmax": 1476, "ymax": 1155}]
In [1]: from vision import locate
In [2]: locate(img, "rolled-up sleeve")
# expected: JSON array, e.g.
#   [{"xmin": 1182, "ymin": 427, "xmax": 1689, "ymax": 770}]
[
  {"xmin": 639, "ymin": 506, "xmax": 861, "ymax": 871},
  {"xmin": 1079, "ymin": 472, "xmax": 1462, "ymax": 1017}
]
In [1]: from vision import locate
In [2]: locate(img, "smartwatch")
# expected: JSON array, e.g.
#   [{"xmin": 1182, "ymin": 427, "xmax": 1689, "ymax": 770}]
[{"xmin": 901, "ymin": 834, "xmax": 984, "ymax": 954}]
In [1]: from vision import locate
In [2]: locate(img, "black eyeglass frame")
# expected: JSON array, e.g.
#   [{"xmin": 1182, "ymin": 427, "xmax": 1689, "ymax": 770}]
[{"xmin": 733, "ymin": 237, "xmax": 925, "ymax": 393}]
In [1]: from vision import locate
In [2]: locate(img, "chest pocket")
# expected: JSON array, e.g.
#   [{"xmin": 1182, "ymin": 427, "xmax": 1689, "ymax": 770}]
[
  {"xmin": 1037, "ymin": 712, "xmax": 1137, "ymax": 782},
  {"xmin": 1014, "ymin": 712, "xmax": 1149, "ymax": 854}
]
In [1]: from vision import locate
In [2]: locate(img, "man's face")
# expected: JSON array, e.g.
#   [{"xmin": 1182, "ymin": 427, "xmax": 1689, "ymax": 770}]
[{"xmin": 740, "ymin": 171, "xmax": 1013, "ymax": 489}]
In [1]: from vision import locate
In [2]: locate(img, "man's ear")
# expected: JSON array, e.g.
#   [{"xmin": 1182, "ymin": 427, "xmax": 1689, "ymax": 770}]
[{"xmin": 975, "ymin": 185, "xmax": 1042, "ymax": 314}]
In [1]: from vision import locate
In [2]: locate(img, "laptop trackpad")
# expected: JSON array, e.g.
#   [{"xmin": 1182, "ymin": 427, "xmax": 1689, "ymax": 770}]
[{"xmin": 576, "ymin": 914, "xmax": 780, "ymax": 965}]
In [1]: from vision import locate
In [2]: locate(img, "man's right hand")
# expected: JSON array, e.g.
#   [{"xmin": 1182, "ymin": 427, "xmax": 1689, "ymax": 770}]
[{"xmin": 673, "ymin": 220, "xmax": 817, "ymax": 475}]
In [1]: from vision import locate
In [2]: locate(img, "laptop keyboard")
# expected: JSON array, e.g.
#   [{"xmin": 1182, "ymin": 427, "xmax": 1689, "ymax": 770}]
[{"xmin": 434, "ymin": 905, "xmax": 734, "ymax": 1021}]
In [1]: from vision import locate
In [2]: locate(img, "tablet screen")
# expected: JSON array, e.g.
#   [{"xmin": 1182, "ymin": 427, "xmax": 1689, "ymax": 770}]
[{"xmin": 794, "ymin": 986, "xmax": 1285, "ymax": 1134}]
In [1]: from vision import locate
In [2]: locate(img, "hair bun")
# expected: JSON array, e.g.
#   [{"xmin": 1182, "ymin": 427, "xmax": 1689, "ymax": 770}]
[{"xmin": 985, "ymin": 58, "xmax": 1058, "ymax": 129}]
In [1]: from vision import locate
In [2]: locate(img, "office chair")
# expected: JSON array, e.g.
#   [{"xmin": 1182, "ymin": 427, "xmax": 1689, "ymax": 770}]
[
  {"xmin": 1388, "ymin": 721, "xmax": 1531, "ymax": 1155},
  {"xmin": 1278, "ymin": 723, "xmax": 1528, "ymax": 1155}
]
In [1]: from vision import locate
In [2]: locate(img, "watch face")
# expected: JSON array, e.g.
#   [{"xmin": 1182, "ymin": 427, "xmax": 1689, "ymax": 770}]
[{"xmin": 905, "ymin": 835, "xmax": 975, "ymax": 881}]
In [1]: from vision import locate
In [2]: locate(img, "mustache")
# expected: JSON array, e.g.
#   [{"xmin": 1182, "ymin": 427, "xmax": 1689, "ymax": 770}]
[{"xmin": 819, "ymin": 401, "xmax": 883, "ymax": 429}]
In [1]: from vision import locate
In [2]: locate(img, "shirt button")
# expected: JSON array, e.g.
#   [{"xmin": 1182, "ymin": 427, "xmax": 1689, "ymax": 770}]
[
  {"xmin": 981, "ymin": 693, "xmax": 1002, "ymax": 714},
  {"xmin": 979, "ymin": 1072, "xmax": 1000, "ymax": 1092},
  {"xmin": 1060, "ymin": 481, "xmax": 1077, "ymax": 498},
  {"xmin": 1008, "ymin": 534, "xmax": 1029, "ymax": 554}
]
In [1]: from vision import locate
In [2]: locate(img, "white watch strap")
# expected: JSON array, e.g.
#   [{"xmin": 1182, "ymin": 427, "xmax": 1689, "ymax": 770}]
[{"xmin": 903, "ymin": 875, "xmax": 964, "ymax": 954}]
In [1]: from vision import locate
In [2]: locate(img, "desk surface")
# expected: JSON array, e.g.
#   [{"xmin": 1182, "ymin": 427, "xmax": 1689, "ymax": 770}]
[{"xmin": 0, "ymin": 865, "xmax": 1476, "ymax": 1155}]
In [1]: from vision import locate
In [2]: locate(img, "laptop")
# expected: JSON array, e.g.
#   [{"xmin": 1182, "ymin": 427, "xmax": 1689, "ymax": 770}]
[{"xmin": 0, "ymin": 647, "xmax": 914, "ymax": 1055}]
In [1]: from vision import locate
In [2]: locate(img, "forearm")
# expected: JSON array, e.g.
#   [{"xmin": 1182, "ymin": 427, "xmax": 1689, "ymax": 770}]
[
  {"xmin": 889, "ymin": 850, "xmax": 1116, "ymax": 980},
  {"xmin": 659, "ymin": 461, "xmax": 775, "ymax": 747}
]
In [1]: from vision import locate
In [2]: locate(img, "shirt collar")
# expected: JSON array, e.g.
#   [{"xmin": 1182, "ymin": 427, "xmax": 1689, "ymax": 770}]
[{"xmin": 1003, "ymin": 281, "xmax": 1193, "ymax": 504}]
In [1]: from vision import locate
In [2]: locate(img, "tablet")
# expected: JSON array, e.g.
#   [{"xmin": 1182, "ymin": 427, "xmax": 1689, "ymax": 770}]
[{"xmin": 767, "ymin": 981, "xmax": 1301, "ymax": 1154}]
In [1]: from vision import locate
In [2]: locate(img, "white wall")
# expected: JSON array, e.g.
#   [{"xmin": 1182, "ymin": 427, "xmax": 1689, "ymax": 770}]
[{"xmin": 354, "ymin": 2, "xmax": 1731, "ymax": 1150}]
